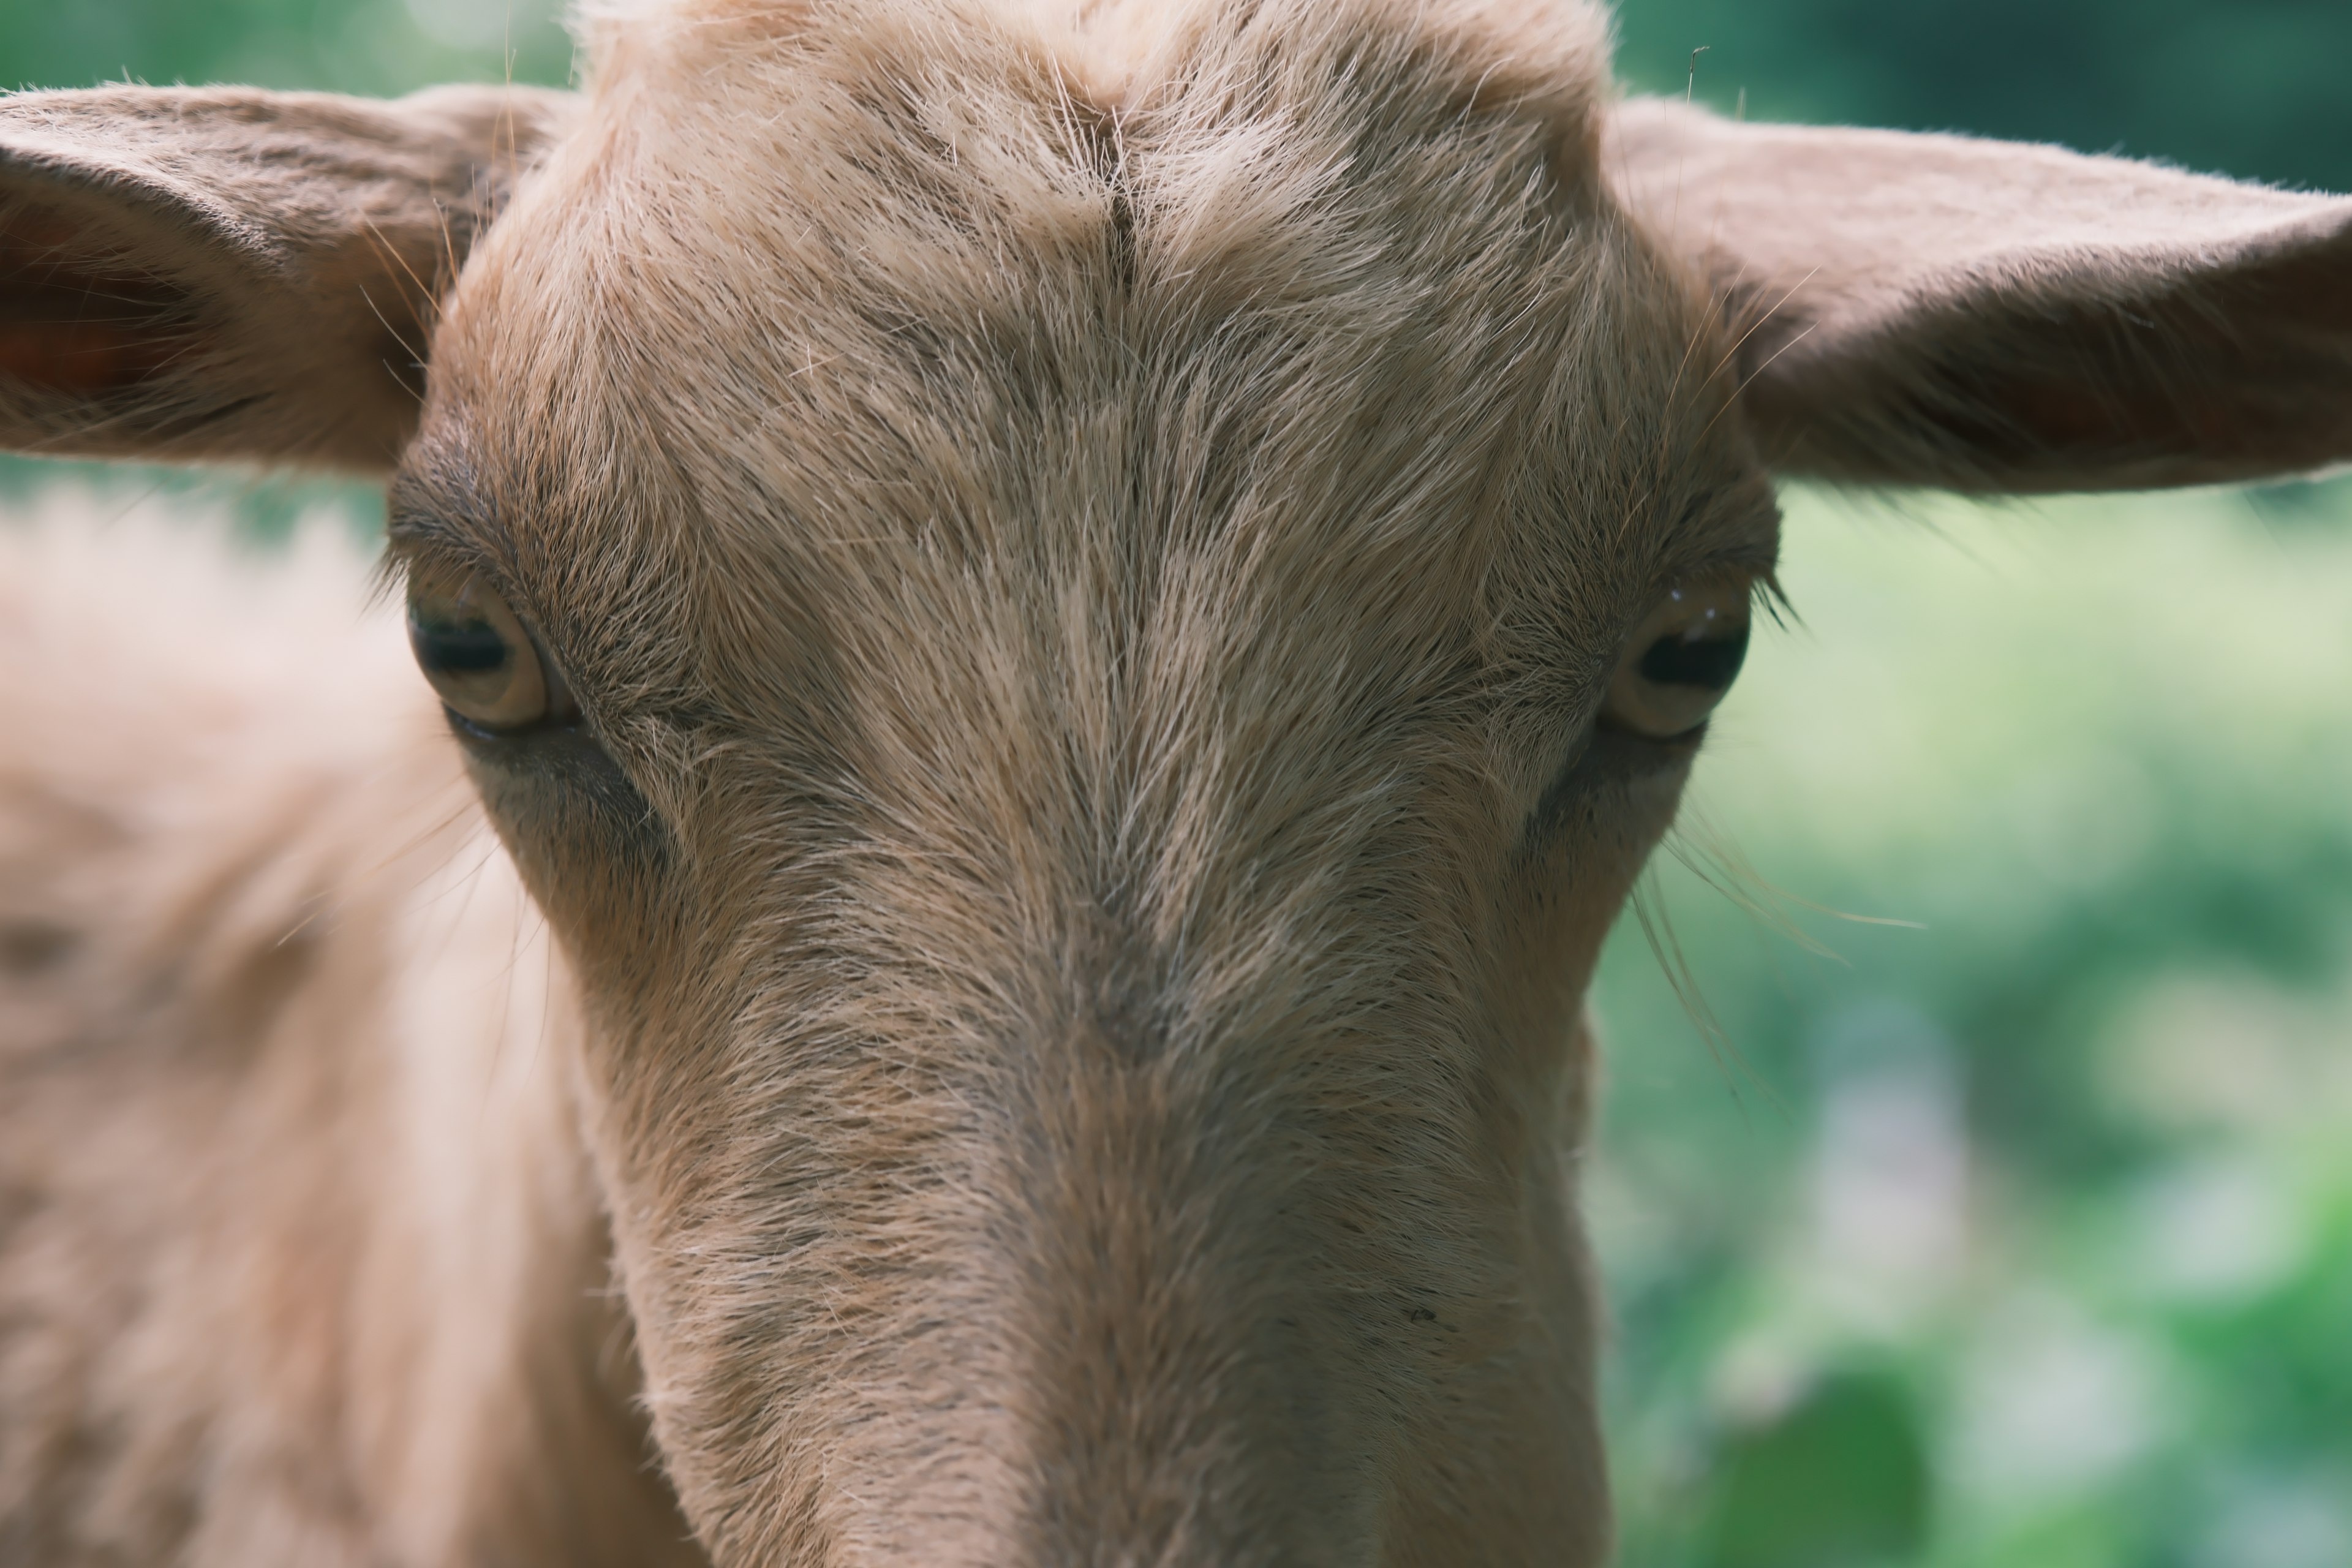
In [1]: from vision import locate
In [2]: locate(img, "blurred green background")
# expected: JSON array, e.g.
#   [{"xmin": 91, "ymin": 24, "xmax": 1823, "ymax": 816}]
[{"xmin": 6, "ymin": 4, "xmax": 2350, "ymax": 1565}]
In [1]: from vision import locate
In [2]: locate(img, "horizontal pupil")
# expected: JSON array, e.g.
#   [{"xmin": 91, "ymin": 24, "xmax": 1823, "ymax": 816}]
[
  {"xmin": 412, "ymin": 616, "xmax": 511, "ymax": 675},
  {"xmin": 1638, "ymin": 625, "xmax": 1749, "ymax": 690}
]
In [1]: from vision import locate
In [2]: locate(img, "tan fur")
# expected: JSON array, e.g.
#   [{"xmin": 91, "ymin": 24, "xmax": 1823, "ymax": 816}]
[{"xmin": 2, "ymin": 2, "xmax": 2350, "ymax": 1563}]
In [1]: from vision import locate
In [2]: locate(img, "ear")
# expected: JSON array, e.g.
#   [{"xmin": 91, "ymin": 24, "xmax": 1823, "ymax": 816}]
[
  {"xmin": 1605, "ymin": 99, "xmax": 2352, "ymax": 492},
  {"xmin": 0, "ymin": 84, "xmax": 577, "ymax": 473}
]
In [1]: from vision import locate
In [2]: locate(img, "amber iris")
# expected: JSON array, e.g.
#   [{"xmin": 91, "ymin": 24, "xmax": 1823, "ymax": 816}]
[
  {"xmin": 1600, "ymin": 579, "xmax": 1752, "ymax": 739},
  {"xmin": 405, "ymin": 562, "xmax": 553, "ymax": 730}
]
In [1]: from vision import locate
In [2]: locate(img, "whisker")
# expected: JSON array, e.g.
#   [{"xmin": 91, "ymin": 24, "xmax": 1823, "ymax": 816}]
[{"xmin": 1628, "ymin": 868, "xmax": 1784, "ymax": 1121}]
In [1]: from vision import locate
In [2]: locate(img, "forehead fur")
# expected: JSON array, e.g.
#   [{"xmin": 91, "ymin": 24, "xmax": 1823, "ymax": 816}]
[{"xmin": 418, "ymin": 0, "xmax": 1755, "ymax": 788}]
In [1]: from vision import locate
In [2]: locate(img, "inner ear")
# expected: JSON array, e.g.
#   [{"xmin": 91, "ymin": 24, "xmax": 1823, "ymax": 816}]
[
  {"xmin": 1832, "ymin": 241, "xmax": 2352, "ymax": 484},
  {"xmin": 0, "ymin": 205, "xmax": 209, "ymax": 401},
  {"xmin": 0, "ymin": 83, "xmax": 578, "ymax": 472}
]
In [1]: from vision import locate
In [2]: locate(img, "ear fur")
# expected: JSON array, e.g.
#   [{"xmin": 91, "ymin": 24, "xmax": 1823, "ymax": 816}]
[
  {"xmin": 1607, "ymin": 98, "xmax": 2352, "ymax": 492},
  {"xmin": 0, "ymin": 84, "xmax": 578, "ymax": 473}
]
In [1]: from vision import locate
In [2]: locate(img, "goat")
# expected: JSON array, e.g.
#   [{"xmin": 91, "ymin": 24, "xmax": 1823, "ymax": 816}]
[{"xmin": 2, "ymin": 1, "xmax": 2348, "ymax": 1562}]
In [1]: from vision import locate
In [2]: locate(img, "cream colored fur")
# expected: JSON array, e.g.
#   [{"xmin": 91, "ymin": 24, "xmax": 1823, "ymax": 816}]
[
  {"xmin": 2, "ymin": 1, "xmax": 2349, "ymax": 1563},
  {"xmin": 0, "ymin": 498, "xmax": 698, "ymax": 1564}
]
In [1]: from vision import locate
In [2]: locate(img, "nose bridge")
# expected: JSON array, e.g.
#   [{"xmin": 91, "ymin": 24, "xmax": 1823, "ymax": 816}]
[
  {"xmin": 976, "ymin": 1008, "xmax": 1376, "ymax": 1568},
  {"xmin": 728, "ymin": 699, "xmax": 1477, "ymax": 1562}
]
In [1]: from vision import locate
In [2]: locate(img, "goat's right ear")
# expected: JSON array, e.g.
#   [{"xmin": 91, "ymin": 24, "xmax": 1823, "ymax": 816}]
[
  {"xmin": 1606, "ymin": 99, "xmax": 2352, "ymax": 492},
  {"xmin": 0, "ymin": 84, "xmax": 576, "ymax": 473}
]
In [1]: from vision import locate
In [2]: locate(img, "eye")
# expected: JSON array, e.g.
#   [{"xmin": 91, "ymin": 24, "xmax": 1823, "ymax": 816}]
[
  {"xmin": 1600, "ymin": 578, "xmax": 1753, "ymax": 740},
  {"xmin": 405, "ymin": 562, "xmax": 562, "ymax": 731}
]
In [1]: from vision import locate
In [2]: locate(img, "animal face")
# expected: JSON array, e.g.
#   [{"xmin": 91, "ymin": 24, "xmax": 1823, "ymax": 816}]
[
  {"xmin": 2, "ymin": 1, "xmax": 2348, "ymax": 1562},
  {"xmin": 388, "ymin": 4, "xmax": 1768, "ymax": 1553}
]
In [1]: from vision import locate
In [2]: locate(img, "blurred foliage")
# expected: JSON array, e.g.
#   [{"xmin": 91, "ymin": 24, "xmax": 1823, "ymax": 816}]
[
  {"xmin": 0, "ymin": 456, "xmax": 382, "ymax": 546},
  {"xmin": 6, "ymin": 5, "xmax": 2352, "ymax": 1567},
  {"xmin": 1596, "ymin": 486, "xmax": 2352, "ymax": 1568},
  {"xmin": 1696, "ymin": 1367, "xmax": 1932, "ymax": 1568},
  {"xmin": 0, "ymin": 0, "xmax": 573, "ymax": 97},
  {"xmin": 1612, "ymin": 0, "xmax": 2352, "ymax": 192}
]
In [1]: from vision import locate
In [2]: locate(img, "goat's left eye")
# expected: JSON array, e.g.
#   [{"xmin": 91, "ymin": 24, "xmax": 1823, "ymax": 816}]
[
  {"xmin": 405, "ymin": 563, "xmax": 557, "ymax": 731},
  {"xmin": 1600, "ymin": 579, "xmax": 1752, "ymax": 740}
]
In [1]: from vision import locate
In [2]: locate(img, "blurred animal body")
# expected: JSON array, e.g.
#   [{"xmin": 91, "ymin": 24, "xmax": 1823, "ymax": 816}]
[{"xmin": 1, "ymin": 2, "xmax": 2347, "ymax": 1563}]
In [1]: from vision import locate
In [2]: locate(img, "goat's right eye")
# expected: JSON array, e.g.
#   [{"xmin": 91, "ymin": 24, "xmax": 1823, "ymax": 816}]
[{"xmin": 405, "ymin": 564, "xmax": 552, "ymax": 731}]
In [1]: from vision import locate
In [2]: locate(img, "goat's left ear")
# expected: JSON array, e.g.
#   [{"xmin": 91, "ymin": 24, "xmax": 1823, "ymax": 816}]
[
  {"xmin": 0, "ymin": 85, "xmax": 577, "ymax": 473},
  {"xmin": 1607, "ymin": 98, "xmax": 2352, "ymax": 492}
]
